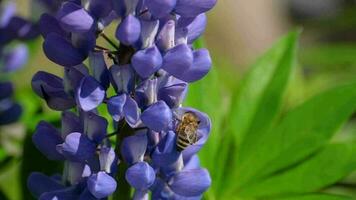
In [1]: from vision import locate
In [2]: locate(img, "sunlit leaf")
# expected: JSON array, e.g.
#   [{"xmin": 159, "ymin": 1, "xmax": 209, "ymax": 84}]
[{"xmin": 238, "ymin": 143, "xmax": 356, "ymax": 198}]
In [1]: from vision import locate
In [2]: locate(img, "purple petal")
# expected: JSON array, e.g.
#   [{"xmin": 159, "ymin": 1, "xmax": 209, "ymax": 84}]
[
  {"xmin": 141, "ymin": 101, "xmax": 172, "ymax": 132},
  {"xmin": 79, "ymin": 189, "xmax": 97, "ymax": 200},
  {"xmin": 39, "ymin": 13, "xmax": 67, "ymax": 38},
  {"xmin": 43, "ymin": 33, "xmax": 86, "ymax": 67},
  {"xmin": 99, "ymin": 147, "xmax": 117, "ymax": 173},
  {"xmin": 7, "ymin": 17, "xmax": 39, "ymax": 40},
  {"xmin": 107, "ymin": 94, "xmax": 126, "ymax": 121},
  {"xmin": 0, "ymin": 102, "xmax": 22, "ymax": 125},
  {"xmin": 135, "ymin": 78, "xmax": 158, "ymax": 108},
  {"xmin": 158, "ymin": 77, "xmax": 188, "ymax": 108},
  {"xmin": 169, "ymin": 168, "xmax": 211, "ymax": 197},
  {"xmin": 57, "ymin": 2, "xmax": 94, "ymax": 33},
  {"xmin": 115, "ymin": 14, "xmax": 141, "ymax": 46},
  {"xmin": 186, "ymin": 14, "xmax": 207, "ymax": 43},
  {"xmin": 39, "ymin": 187, "xmax": 81, "ymax": 200},
  {"xmin": 175, "ymin": 0, "xmax": 217, "ymax": 17},
  {"xmin": 76, "ymin": 76, "xmax": 105, "ymax": 111},
  {"xmin": 0, "ymin": 2, "xmax": 16, "ymax": 27},
  {"xmin": 67, "ymin": 162, "xmax": 92, "ymax": 184},
  {"xmin": 146, "ymin": 0, "xmax": 176, "ymax": 19},
  {"xmin": 71, "ymin": 31, "xmax": 96, "ymax": 53},
  {"xmin": 162, "ymin": 44, "xmax": 193, "ymax": 77},
  {"xmin": 27, "ymin": 172, "xmax": 64, "ymax": 198},
  {"xmin": 121, "ymin": 131, "xmax": 147, "ymax": 165},
  {"xmin": 124, "ymin": 95, "xmax": 140, "ymax": 127},
  {"xmin": 61, "ymin": 111, "xmax": 82, "ymax": 139},
  {"xmin": 32, "ymin": 71, "xmax": 76, "ymax": 111},
  {"xmin": 183, "ymin": 155, "xmax": 200, "ymax": 170},
  {"xmin": 156, "ymin": 20, "xmax": 175, "ymax": 51},
  {"xmin": 87, "ymin": 0, "xmax": 113, "ymax": 19},
  {"xmin": 2, "ymin": 44, "xmax": 28, "ymax": 72},
  {"xmin": 32, "ymin": 121, "xmax": 64, "ymax": 160},
  {"xmin": 63, "ymin": 64, "xmax": 89, "ymax": 94},
  {"xmin": 88, "ymin": 51, "xmax": 110, "ymax": 89},
  {"xmin": 87, "ymin": 172, "xmax": 117, "ymax": 199},
  {"xmin": 83, "ymin": 111, "xmax": 108, "ymax": 143},
  {"xmin": 133, "ymin": 190, "xmax": 149, "ymax": 200},
  {"xmin": 131, "ymin": 45, "xmax": 163, "ymax": 78},
  {"xmin": 178, "ymin": 49, "xmax": 212, "ymax": 82},
  {"xmin": 57, "ymin": 132, "xmax": 96, "ymax": 162},
  {"xmin": 109, "ymin": 64, "xmax": 135, "ymax": 94},
  {"xmin": 0, "ymin": 82, "xmax": 13, "ymax": 100},
  {"xmin": 125, "ymin": 162, "xmax": 155, "ymax": 190},
  {"xmin": 140, "ymin": 19, "xmax": 159, "ymax": 48}
]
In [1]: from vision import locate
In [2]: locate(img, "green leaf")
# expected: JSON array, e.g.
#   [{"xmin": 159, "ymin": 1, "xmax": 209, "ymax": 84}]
[
  {"xmin": 272, "ymin": 194, "xmax": 352, "ymax": 200},
  {"xmin": 229, "ymin": 30, "xmax": 299, "ymax": 146},
  {"xmin": 222, "ymin": 31, "xmax": 299, "ymax": 191},
  {"xmin": 238, "ymin": 143, "xmax": 356, "ymax": 198},
  {"xmin": 234, "ymin": 81, "xmax": 356, "ymax": 189}
]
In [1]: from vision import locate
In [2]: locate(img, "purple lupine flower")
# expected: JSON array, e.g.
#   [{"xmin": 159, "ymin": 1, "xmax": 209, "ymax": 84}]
[{"xmin": 30, "ymin": 0, "xmax": 216, "ymax": 199}]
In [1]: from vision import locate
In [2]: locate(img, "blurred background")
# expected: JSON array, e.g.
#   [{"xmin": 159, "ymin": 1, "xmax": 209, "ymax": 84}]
[{"xmin": 1, "ymin": 0, "xmax": 356, "ymax": 199}]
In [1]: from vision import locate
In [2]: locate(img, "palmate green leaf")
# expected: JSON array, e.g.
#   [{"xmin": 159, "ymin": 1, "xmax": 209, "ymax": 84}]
[
  {"xmin": 234, "ymin": 81, "xmax": 356, "ymax": 190},
  {"xmin": 238, "ymin": 143, "xmax": 356, "ymax": 198},
  {"xmin": 222, "ymin": 31, "xmax": 299, "ymax": 192},
  {"xmin": 272, "ymin": 194, "xmax": 352, "ymax": 200}
]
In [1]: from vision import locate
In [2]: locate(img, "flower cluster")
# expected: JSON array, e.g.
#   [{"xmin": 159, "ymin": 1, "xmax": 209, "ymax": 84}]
[
  {"xmin": 0, "ymin": 1, "xmax": 38, "ymax": 125},
  {"xmin": 28, "ymin": 0, "xmax": 216, "ymax": 199}
]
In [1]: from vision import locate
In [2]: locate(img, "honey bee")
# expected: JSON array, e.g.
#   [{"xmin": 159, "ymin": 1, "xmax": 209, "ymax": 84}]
[{"xmin": 176, "ymin": 112, "xmax": 200, "ymax": 151}]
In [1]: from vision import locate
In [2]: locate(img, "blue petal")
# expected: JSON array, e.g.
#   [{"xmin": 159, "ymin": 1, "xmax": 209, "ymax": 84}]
[
  {"xmin": 121, "ymin": 131, "xmax": 147, "ymax": 165},
  {"xmin": 0, "ymin": 82, "xmax": 13, "ymax": 100},
  {"xmin": 57, "ymin": 2, "xmax": 94, "ymax": 33},
  {"xmin": 0, "ymin": 2, "xmax": 16, "ymax": 27},
  {"xmin": 186, "ymin": 14, "xmax": 207, "ymax": 44},
  {"xmin": 87, "ymin": 172, "xmax": 117, "ymax": 199},
  {"xmin": 156, "ymin": 20, "xmax": 175, "ymax": 51},
  {"xmin": 99, "ymin": 147, "xmax": 117, "ymax": 174},
  {"xmin": 2, "ymin": 44, "xmax": 28, "ymax": 72},
  {"xmin": 178, "ymin": 49, "xmax": 212, "ymax": 82},
  {"xmin": 88, "ymin": 51, "xmax": 110, "ymax": 89},
  {"xmin": 39, "ymin": 186, "xmax": 81, "ymax": 200},
  {"xmin": 125, "ymin": 162, "xmax": 155, "ymax": 190},
  {"xmin": 169, "ymin": 168, "xmax": 211, "ymax": 197},
  {"xmin": 87, "ymin": 0, "xmax": 113, "ymax": 19},
  {"xmin": 61, "ymin": 111, "xmax": 82, "ymax": 139},
  {"xmin": 146, "ymin": 0, "xmax": 176, "ymax": 19},
  {"xmin": 158, "ymin": 77, "xmax": 188, "ymax": 108},
  {"xmin": 43, "ymin": 33, "xmax": 86, "ymax": 67},
  {"xmin": 141, "ymin": 101, "xmax": 172, "ymax": 132},
  {"xmin": 107, "ymin": 94, "xmax": 126, "ymax": 121},
  {"xmin": 67, "ymin": 162, "xmax": 92, "ymax": 185},
  {"xmin": 83, "ymin": 111, "xmax": 108, "ymax": 143},
  {"xmin": 76, "ymin": 76, "xmax": 105, "ymax": 111},
  {"xmin": 63, "ymin": 64, "xmax": 89, "ymax": 94},
  {"xmin": 0, "ymin": 102, "xmax": 22, "ymax": 125},
  {"xmin": 124, "ymin": 95, "xmax": 140, "ymax": 127},
  {"xmin": 39, "ymin": 13, "xmax": 67, "ymax": 38},
  {"xmin": 132, "ymin": 45, "xmax": 163, "ymax": 78},
  {"xmin": 162, "ymin": 44, "xmax": 193, "ymax": 78},
  {"xmin": 115, "ymin": 14, "xmax": 141, "ymax": 46},
  {"xmin": 109, "ymin": 64, "xmax": 135, "ymax": 94},
  {"xmin": 140, "ymin": 19, "xmax": 159, "ymax": 49},
  {"xmin": 32, "ymin": 71, "xmax": 76, "ymax": 111},
  {"xmin": 133, "ymin": 190, "xmax": 149, "ymax": 200},
  {"xmin": 32, "ymin": 121, "xmax": 64, "ymax": 160},
  {"xmin": 57, "ymin": 132, "xmax": 96, "ymax": 162},
  {"xmin": 175, "ymin": 0, "xmax": 217, "ymax": 17},
  {"xmin": 27, "ymin": 172, "xmax": 64, "ymax": 198}
]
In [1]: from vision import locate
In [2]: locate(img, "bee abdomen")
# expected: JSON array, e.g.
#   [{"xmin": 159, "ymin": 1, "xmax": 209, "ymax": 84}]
[{"xmin": 176, "ymin": 134, "xmax": 193, "ymax": 151}]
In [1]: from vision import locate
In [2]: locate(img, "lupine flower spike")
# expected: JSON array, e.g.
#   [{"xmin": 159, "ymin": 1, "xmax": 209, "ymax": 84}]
[{"xmin": 29, "ymin": 0, "xmax": 216, "ymax": 199}]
